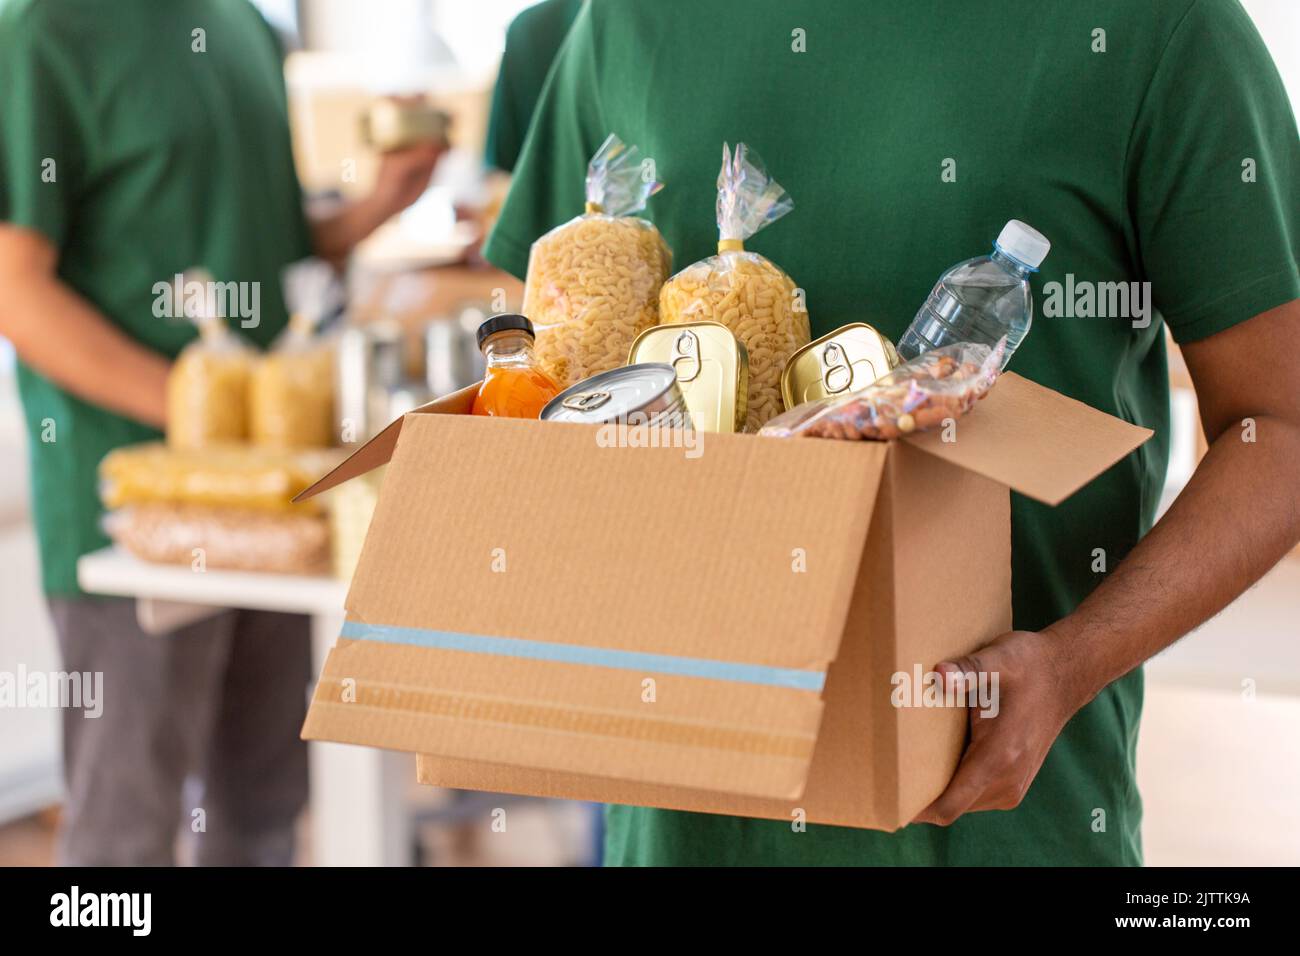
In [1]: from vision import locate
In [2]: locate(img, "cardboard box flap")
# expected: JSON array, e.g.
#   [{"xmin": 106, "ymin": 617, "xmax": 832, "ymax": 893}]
[
  {"xmin": 347, "ymin": 413, "xmax": 889, "ymax": 671},
  {"xmin": 902, "ymin": 372, "xmax": 1153, "ymax": 505},
  {"xmin": 304, "ymin": 414, "xmax": 890, "ymax": 798},
  {"xmin": 292, "ymin": 383, "xmax": 478, "ymax": 501}
]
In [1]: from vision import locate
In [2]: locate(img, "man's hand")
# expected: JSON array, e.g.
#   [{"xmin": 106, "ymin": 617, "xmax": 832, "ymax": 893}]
[
  {"xmin": 914, "ymin": 297, "xmax": 1300, "ymax": 828},
  {"xmin": 914, "ymin": 628, "xmax": 1086, "ymax": 826},
  {"xmin": 370, "ymin": 142, "xmax": 443, "ymax": 217},
  {"xmin": 309, "ymin": 141, "xmax": 445, "ymax": 262}
]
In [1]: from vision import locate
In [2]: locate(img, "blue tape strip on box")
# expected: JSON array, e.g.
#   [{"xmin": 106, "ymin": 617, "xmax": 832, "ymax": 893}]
[{"xmin": 339, "ymin": 620, "xmax": 826, "ymax": 691}]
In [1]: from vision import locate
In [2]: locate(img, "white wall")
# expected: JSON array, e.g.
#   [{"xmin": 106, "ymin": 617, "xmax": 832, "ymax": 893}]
[{"xmin": 1241, "ymin": 0, "xmax": 1300, "ymax": 107}]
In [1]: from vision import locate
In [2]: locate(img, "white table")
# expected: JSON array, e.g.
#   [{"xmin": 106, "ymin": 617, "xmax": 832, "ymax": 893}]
[{"xmin": 77, "ymin": 546, "xmax": 411, "ymax": 866}]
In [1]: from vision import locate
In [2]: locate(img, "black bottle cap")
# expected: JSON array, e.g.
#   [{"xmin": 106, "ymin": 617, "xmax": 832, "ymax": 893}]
[{"xmin": 475, "ymin": 313, "xmax": 535, "ymax": 349}]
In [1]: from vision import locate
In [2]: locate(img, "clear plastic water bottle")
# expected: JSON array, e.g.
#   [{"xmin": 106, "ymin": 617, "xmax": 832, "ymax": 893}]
[{"xmin": 897, "ymin": 220, "xmax": 1050, "ymax": 369}]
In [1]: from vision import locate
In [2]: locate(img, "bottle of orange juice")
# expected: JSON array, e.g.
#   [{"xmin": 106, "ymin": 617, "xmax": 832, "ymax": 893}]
[{"xmin": 471, "ymin": 314, "xmax": 561, "ymax": 418}]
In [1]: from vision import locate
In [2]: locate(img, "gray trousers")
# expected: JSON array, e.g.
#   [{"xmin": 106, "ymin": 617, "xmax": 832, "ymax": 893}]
[{"xmin": 48, "ymin": 597, "xmax": 311, "ymax": 866}]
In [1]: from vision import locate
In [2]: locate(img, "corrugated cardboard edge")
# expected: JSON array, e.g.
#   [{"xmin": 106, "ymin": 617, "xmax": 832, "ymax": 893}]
[
  {"xmin": 304, "ymin": 635, "xmax": 828, "ymax": 800},
  {"xmin": 293, "ymin": 383, "xmax": 479, "ymax": 502},
  {"xmin": 885, "ymin": 444, "xmax": 1012, "ymax": 828},
  {"xmin": 414, "ymin": 755, "xmax": 822, "ymax": 823}
]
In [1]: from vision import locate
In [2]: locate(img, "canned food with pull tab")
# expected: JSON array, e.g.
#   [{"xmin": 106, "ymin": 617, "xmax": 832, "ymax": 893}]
[
  {"xmin": 780, "ymin": 323, "xmax": 901, "ymax": 411},
  {"xmin": 540, "ymin": 363, "xmax": 689, "ymax": 428},
  {"xmin": 627, "ymin": 322, "xmax": 748, "ymax": 433}
]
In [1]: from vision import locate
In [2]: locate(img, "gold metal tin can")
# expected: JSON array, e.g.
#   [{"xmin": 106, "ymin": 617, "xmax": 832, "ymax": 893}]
[
  {"xmin": 627, "ymin": 322, "xmax": 748, "ymax": 433},
  {"xmin": 780, "ymin": 323, "xmax": 900, "ymax": 410},
  {"xmin": 359, "ymin": 99, "xmax": 451, "ymax": 153}
]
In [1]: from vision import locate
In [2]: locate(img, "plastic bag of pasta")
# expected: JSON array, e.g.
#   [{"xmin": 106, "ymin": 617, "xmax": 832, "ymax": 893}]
[
  {"xmin": 659, "ymin": 143, "xmax": 810, "ymax": 431},
  {"xmin": 250, "ymin": 260, "xmax": 339, "ymax": 449},
  {"xmin": 166, "ymin": 270, "xmax": 254, "ymax": 449},
  {"xmin": 104, "ymin": 504, "xmax": 331, "ymax": 575},
  {"xmin": 758, "ymin": 340, "xmax": 1004, "ymax": 441},
  {"xmin": 522, "ymin": 133, "xmax": 671, "ymax": 387},
  {"xmin": 99, "ymin": 441, "xmax": 343, "ymax": 514}
]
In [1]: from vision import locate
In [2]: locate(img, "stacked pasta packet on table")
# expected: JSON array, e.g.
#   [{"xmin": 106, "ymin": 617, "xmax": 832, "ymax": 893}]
[
  {"xmin": 100, "ymin": 443, "xmax": 342, "ymax": 574},
  {"xmin": 102, "ymin": 263, "xmax": 344, "ymax": 576}
]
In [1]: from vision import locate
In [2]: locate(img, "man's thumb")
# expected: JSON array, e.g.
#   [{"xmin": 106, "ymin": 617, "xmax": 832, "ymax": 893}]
[{"xmin": 935, "ymin": 655, "xmax": 984, "ymax": 695}]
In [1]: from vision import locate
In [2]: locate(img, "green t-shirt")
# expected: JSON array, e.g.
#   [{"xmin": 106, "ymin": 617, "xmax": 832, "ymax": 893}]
[
  {"xmin": 484, "ymin": 0, "xmax": 584, "ymax": 172},
  {"xmin": 0, "ymin": 0, "xmax": 312, "ymax": 595},
  {"xmin": 485, "ymin": 0, "xmax": 1299, "ymax": 865}
]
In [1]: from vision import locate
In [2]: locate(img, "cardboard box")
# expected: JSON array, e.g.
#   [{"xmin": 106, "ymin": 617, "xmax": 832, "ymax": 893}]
[{"xmin": 297, "ymin": 373, "xmax": 1150, "ymax": 830}]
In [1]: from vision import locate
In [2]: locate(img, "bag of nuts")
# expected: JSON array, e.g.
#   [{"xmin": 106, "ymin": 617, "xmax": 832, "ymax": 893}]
[
  {"xmin": 522, "ymin": 133, "xmax": 671, "ymax": 388},
  {"xmin": 758, "ymin": 340, "xmax": 1004, "ymax": 441},
  {"xmin": 659, "ymin": 142, "xmax": 809, "ymax": 431}
]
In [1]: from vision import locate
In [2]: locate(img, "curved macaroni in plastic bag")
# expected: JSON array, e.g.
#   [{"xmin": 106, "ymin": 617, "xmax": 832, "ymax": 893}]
[
  {"xmin": 165, "ymin": 270, "xmax": 254, "ymax": 449},
  {"xmin": 250, "ymin": 260, "xmax": 339, "ymax": 449},
  {"xmin": 522, "ymin": 133, "xmax": 672, "ymax": 387},
  {"xmin": 104, "ymin": 504, "xmax": 330, "ymax": 575},
  {"xmin": 659, "ymin": 143, "xmax": 808, "ymax": 430},
  {"xmin": 759, "ymin": 340, "xmax": 1004, "ymax": 441}
]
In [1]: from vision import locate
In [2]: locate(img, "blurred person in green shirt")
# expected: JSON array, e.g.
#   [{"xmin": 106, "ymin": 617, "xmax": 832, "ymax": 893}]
[
  {"xmin": 0, "ymin": 0, "xmax": 440, "ymax": 864},
  {"xmin": 484, "ymin": 0, "xmax": 583, "ymax": 173},
  {"xmin": 485, "ymin": 0, "xmax": 1300, "ymax": 865}
]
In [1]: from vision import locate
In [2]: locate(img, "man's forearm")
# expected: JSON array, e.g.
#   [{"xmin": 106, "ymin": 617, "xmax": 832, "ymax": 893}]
[
  {"xmin": 0, "ymin": 271, "xmax": 170, "ymax": 428},
  {"xmin": 309, "ymin": 195, "xmax": 390, "ymax": 263},
  {"xmin": 308, "ymin": 141, "xmax": 445, "ymax": 262},
  {"xmin": 1048, "ymin": 415, "xmax": 1300, "ymax": 704}
]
